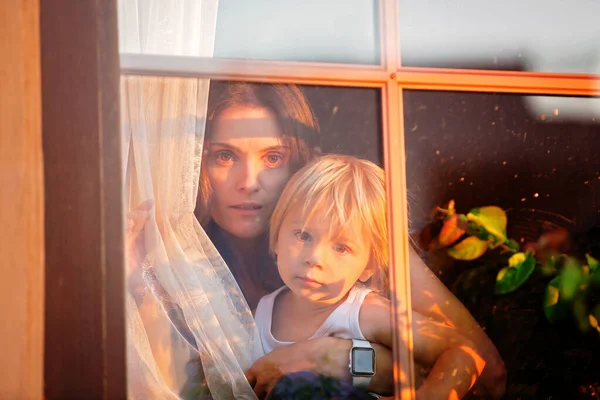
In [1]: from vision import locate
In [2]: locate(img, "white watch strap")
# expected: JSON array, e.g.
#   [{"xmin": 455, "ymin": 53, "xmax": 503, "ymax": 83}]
[
  {"xmin": 353, "ymin": 375, "xmax": 372, "ymax": 390},
  {"xmin": 351, "ymin": 339, "xmax": 374, "ymax": 390}
]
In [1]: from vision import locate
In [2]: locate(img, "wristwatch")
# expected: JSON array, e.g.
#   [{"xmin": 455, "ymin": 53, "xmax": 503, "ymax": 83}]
[{"xmin": 349, "ymin": 339, "xmax": 376, "ymax": 390}]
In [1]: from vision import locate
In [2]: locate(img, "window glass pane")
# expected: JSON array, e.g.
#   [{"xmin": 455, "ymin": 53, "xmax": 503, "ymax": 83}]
[
  {"xmin": 215, "ymin": 0, "xmax": 380, "ymax": 64},
  {"xmin": 121, "ymin": 77, "xmax": 400, "ymax": 397},
  {"xmin": 405, "ymin": 89, "xmax": 600, "ymax": 398},
  {"xmin": 399, "ymin": 1, "xmax": 600, "ymax": 73},
  {"xmin": 118, "ymin": 0, "xmax": 381, "ymax": 64}
]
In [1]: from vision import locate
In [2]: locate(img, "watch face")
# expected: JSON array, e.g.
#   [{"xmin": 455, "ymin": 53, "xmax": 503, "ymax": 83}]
[{"xmin": 351, "ymin": 348, "xmax": 375, "ymax": 375}]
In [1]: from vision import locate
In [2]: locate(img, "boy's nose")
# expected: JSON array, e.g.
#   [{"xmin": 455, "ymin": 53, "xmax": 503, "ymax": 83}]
[{"xmin": 304, "ymin": 247, "xmax": 325, "ymax": 270}]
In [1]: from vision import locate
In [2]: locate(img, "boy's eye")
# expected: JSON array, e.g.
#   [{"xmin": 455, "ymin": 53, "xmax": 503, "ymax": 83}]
[
  {"xmin": 294, "ymin": 231, "xmax": 311, "ymax": 242},
  {"xmin": 334, "ymin": 244, "xmax": 350, "ymax": 254}
]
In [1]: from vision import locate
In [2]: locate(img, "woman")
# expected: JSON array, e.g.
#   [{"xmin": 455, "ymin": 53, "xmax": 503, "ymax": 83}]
[{"xmin": 194, "ymin": 81, "xmax": 506, "ymax": 398}]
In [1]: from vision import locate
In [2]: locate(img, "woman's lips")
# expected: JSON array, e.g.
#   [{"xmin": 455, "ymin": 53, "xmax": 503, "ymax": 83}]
[{"xmin": 229, "ymin": 203, "xmax": 263, "ymax": 216}]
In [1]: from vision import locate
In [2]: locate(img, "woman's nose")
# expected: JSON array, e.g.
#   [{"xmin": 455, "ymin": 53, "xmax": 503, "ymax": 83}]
[{"xmin": 236, "ymin": 159, "xmax": 261, "ymax": 193}]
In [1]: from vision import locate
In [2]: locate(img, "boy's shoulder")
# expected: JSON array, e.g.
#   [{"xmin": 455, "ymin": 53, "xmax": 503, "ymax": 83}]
[
  {"xmin": 254, "ymin": 285, "xmax": 287, "ymax": 318},
  {"xmin": 361, "ymin": 291, "xmax": 391, "ymax": 311},
  {"xmin": 358, "ymin": 292, "xmax": 392, "ymax": 344}
]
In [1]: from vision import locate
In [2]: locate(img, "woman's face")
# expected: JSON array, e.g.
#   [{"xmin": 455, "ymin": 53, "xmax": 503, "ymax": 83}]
[{"xmin": 206, "ymin": 105, "xmax": 293, "ymax": 239}]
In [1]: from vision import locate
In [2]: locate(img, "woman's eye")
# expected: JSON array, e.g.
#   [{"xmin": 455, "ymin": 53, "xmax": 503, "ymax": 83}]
[
  {"xmin": 334, "ymin": 244, "xmax": 350, "ymax": 254},
  {"xmin": 264, "ymin": 153, "xmax": 283, "ymax": 167},
  {"xmin": 294, "ymin": 231, "xmax": 311, "ymax": 242},
  {"xmin": 214, "ymin": 151, "xmax": 235, "ymax": 165}
]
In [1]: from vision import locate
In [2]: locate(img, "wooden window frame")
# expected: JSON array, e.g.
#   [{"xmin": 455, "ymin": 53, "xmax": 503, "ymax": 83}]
[
  {"xmin": 41, "ymin": 1, "xmax": 126, "ymax": 399},
  {"xmin": 34, "ymin": 0, "xmax": 600, "ymax": 399},
  {"xmin": 0, "ymin": 0, "xmax": 44, "ymax": 398}
]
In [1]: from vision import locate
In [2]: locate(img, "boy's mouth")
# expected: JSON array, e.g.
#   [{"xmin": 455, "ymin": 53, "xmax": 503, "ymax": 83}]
[{"xmin": 296, "ymin": 276, "xmax": 322, "ymax": 287}]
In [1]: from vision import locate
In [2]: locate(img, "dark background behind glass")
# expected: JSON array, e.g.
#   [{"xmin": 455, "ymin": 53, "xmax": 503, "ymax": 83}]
[
  {"xmin": 303, "ymin": 85, "xmax": 383, "ymax": 164},
  {"xmin": 404, "ymin": 90, "xmax": 600, "ymax": 398}
]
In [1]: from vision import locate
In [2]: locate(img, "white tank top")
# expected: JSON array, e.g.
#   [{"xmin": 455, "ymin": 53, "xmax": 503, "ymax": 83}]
[{"xmin": 254, "ymin": 284, "xmax": 373, "ymax": 355}]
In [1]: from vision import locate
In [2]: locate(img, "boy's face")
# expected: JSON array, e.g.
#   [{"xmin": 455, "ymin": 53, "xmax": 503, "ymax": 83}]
[{"xmin": 274, "ymin": 204, "xmax": 374, "ymax": 304}]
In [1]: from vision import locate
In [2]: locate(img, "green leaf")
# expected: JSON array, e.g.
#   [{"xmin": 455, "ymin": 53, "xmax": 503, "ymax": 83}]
[
  {"xmin": 586, "ymin": 254, "xmax": 599, "ymax": 272},
  {"xmin": 494, "ymin": 251, "xmax": 536, "ymax": 294},
  {"xmin": 544, "ymin": 275, "xmax": 567, "ymax": 322},
  {"xmin": 447, "ymin": 236, "xmax": 489, "ymax": 260},
  {"xmin": 508, "ymin": 252, "xmax": 527, "ymax": 267},
  {"xmin": 540, "ymin": 255, "xmax": 558, "ymax": 276},
  {"xmin": 467, "ymin": 206, "xmax": 507, "ymax": 244},
  {"xmin": 573, "ymin": 296, "xmax": 591, "ymax": 332},
  {"xmin": 559, "ymin": 258, "xmax": 585, "ymax": 301},
  {"xmin": 505, "ymin": 239, "xmax": 520, "ymax": 253},
  {"xmin": 438, "ymin": 214, "xmax": 466, "ymax": 247}
]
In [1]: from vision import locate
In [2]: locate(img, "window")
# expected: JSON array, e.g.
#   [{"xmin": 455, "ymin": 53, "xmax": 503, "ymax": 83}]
[{"xmin": 118, "ymin": 1, "xmax": 600, "ymax": 398}]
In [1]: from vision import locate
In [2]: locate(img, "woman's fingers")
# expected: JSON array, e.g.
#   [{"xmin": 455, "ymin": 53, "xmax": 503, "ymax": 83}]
[
  {"xmin": 245, "ymin": 360, "xmax": 283, "ymax": 399},
  {"xmin": 244, "ymin": 370, "xmax": 256, "ymax": 388},
  {"xmin": 125, "ymin": 200, "xmax": 154, "ymax": 289},
  {"xmin": 245, "ymin": 368, "xmax": 267, "ymax": 398},
  {"xmin": 126, "ymin": 199, "xmax": 154, "ymax": 247}
]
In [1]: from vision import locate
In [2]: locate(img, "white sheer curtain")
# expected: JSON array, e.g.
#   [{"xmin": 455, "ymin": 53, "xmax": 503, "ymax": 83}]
[{"xmin": 118, "ymin": 1, "xmax": 260, "ymax": 399}]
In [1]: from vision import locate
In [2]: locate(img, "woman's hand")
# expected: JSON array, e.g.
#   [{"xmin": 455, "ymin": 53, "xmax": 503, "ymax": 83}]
[
  {"xmin": 245, "ymin": 337, "xmax": 394, "ymax": 398},
  {"xmin": 472, "ymin": 358, "xmax": 507, "ymax": 399},
  {"xmin": 126, "ymin": 199, "xmax": 153, "ymax": 299},
  {"xmin": 245, "ymin": 338, "xmax": 329, "ymax": 398}
]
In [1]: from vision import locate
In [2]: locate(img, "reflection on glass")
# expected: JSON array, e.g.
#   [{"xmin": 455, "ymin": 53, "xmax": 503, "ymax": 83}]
[
  {"xmin": 405, "ymin": 90, "xmax": 600, "ymax": 398},
  {"xmin": 214, "ymin": 0, "xmax": 381, "ymax": 64},
  {"xmin": 399, "ymin": 0, "xmax": 600, "ymax": 73},
  {"xmin": 118, "ymin": 0, "xmax": 381, "ymax": 64}
]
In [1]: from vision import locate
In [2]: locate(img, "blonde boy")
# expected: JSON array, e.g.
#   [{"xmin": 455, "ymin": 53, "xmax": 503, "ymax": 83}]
[{"xmin": 254, "ymin": 154, "xmax": 485, "ymax": 399}]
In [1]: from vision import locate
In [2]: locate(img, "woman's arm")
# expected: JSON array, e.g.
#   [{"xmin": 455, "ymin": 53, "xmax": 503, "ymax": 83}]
[
  {"xmin": 408, "ymin": 246, "xmax": 506, "ymax": 398},
  {"xmin": 411, "ymin": 312, "xmax": 486, "ymax": 400},
  {"xmin": 361, "ymin": 294, "xmax": 485, "ymax": 400},
  {"xmin": 245, "ymin": 336, "xmax": 394, "ymax": 398}
]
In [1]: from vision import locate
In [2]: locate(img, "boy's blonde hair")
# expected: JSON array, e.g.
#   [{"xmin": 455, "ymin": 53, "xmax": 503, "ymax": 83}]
[{"xmin": 269, "ymin": 154, "xmax": 389, "ymax": 296}]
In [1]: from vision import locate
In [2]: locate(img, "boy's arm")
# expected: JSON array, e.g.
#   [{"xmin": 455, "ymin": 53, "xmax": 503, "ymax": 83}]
[{"xmin": 360, "ymin": 294, "xmax": 485, "ymax": 400}]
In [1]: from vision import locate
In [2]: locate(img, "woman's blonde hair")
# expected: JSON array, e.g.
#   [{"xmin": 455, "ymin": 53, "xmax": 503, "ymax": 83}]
[
  {"xmin": 195, "ymin": 82, "xmax": 321, "ymax": 226},
  {"xmin": 269, "ymin": 154, "xmax": 390, "ymax": 296}
]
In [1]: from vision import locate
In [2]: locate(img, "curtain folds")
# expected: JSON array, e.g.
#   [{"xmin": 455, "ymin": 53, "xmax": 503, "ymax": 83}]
[{"xmin": 118, "ymin": 1, "xmax": 261, "ymax": 398}]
